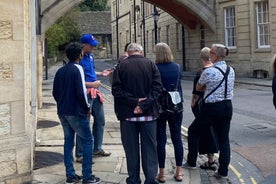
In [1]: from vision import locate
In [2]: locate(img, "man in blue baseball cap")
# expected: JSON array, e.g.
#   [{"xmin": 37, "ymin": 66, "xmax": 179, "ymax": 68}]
[
  {"xmin": 81, "ymin": 34, "xmax": 99, "ymax": 47},
  {"xmin": 75, "ymin": 34, "xmax": 112, "ymax": 164}
]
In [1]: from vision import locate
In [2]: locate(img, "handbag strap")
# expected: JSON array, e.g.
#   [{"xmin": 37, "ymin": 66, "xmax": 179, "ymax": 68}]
[
  {"xmin": 203, "ymin": 65, "xmax": 230, "ymax": 101},
  {"xmin": 164, "ymin": 64, "xmax": 180, "ymax": 92},
  {"xmin": 174, "ymin": 64, "xmax": 180, "ymax": 90}
]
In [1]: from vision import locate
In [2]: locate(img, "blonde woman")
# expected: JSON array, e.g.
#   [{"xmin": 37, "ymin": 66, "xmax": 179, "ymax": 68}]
[{"xmin": 155, "ymin": 42, "xmax": 184, "ymax": 182}]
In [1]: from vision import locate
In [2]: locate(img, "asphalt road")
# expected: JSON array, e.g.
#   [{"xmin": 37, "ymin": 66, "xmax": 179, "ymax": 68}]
[{"xmin": 95, "ymin": 59, "xmax": 276, "ymax": 184}]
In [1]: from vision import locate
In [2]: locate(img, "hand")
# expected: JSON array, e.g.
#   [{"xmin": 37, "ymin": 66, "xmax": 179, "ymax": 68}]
[
  {"xmin": 134, "ymin": 106, "xmax": 143, "ymax": 114},
  {"xmin": 94, "ymin": 80, "xmax": 101, "ymax": 88},
  {"xmin": 138, "ymin": 97, "xmax": 147, "ymax": 102},
  {"xmin": 102, "ymin": 69, "xmax": 112, "ymax": 76}
]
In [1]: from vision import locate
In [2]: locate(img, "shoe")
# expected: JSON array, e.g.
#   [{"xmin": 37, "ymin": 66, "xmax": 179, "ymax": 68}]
[
  {"xmin": 214, "ymin": 172, "xmax": 228, "ymax": 179},
  {"xmin": 76, "ymin": 157, "xmax": 83, "ymax": 163},
  {"xmin": 93, "ymin": 150, "xmax": 111, "ymax": 157},
  {"xmin": 82, "ymin": 175, "xmax": 101, "ymax": 184},
  {"xmin": 156, "ymin": 175, "xmax": 166, "ymax": 183},
  {"xmin": 182, "ymin": 162, "xmax": 196, "ymax": 170},
  {"xmin": 76, "ymin": 157, "xmax": 95, "ymax": 164},
  {"xmin": 173, "ymin": 174, "xmax": 183, "ymax": 182},
  {"xmin": 200, "ymin": 161, "xmax": 218, "ymax": 171},
  {"xmin": 66, "ymin": 174, "xmax": 82, "ymax": 184}
]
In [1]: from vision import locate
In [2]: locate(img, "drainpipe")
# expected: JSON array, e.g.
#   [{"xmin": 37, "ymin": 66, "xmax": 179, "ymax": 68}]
[
  {"xmin": 116, "ymin": 0, "xmax": 119, "ymax": 59},
  {"xmin": 30, "ymin": 0, "xmax": 37, "ymax": 115},
  {"xmin": 142, "ymin": 0, "xmax": 146, "ymax": 56},
  {"xmin": 134, "ymin": 0, "xmax": 136, "ymax": 42},
  {"xmin": 182, "ymin": 25, "xmax": 186, "ymax": 71}
]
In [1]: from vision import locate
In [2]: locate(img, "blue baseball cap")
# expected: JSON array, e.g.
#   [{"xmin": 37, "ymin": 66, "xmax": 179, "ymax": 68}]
[{"xmin": 81, "ymin": 34, "xmax": 99, "ymax": 46}]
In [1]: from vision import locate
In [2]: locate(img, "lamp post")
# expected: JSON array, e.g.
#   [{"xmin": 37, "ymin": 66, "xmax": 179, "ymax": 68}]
[{"xmin": 153, "ymin": 6, "xmax": 160, "ymax": 45}]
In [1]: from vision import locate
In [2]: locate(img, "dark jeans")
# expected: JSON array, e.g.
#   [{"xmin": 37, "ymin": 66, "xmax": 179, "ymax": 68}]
[
  {"xmin": 59, "ymin": 115, "xmax": 93, "ymax": 180},
  {"xmin": 120, "ymin": 120, "xmax": 159, "ymax": 184},
  {"xmin": 157, "ymin": 112, "xmax": 183, "ymax": 168},
  {"xmin": 187, "ymin": 100, "xmax": 232, "ymax": 176},
  {"xmin": 76, "ymin": 95, "xmax": 105, "ymax": 158}
]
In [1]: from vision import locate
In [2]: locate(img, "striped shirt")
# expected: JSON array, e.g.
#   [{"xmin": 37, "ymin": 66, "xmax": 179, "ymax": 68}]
[{"xmin": 126, "ymin": 116, "xmax": 156, "ymax": 122}]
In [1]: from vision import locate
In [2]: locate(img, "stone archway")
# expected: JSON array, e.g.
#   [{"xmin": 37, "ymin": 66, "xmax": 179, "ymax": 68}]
[
  {"xmin": 145, "ymin": 0, "xmax": 216, "ymax": 32},
  {"xmin": 41, "ymin": 0, "xmax": 85, "ymax": 36},
  {"xmin": 41, "ymin": 0, "xmax": 215, "ymax": 36}
]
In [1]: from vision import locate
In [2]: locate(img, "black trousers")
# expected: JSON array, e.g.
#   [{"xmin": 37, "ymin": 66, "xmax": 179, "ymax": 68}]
[{"xmin": 187, "ymin": 100, "xmax": 232, "ymax": 176}]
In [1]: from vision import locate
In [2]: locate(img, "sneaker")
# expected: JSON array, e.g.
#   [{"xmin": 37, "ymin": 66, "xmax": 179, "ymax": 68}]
[
  {"xmin": 182, "ymin": 162, "xmax": 197, "ymax": 170},
  {"xmin": 66, "ymin": 174, "xmax": 82, "ymax": 184},
  {"xmin": 214, "ymin": 172, "xmax": 228, "ymax": 179},
  {"xmin": 82, "ymin": 175, "xmax": 101, "ymax": 184},
  {"xmin": 76, "ymin": 157, "xmax": 83, "ymax": 163},
  {"xmin": 93, "ymin": 149, "xmax": 111, "ymax": 157},
  {"xmin": 76, "ymin": 157, "xmax": 95, "ymax": 164}
]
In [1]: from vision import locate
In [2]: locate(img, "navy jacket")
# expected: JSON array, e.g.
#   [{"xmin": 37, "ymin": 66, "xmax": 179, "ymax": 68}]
[
  {"xmin": 52, "ymin": 61, "xmax": 89, "ymax": 117},
  {"xmin": 112, "ymin": 55, "xmax": 162, "ymax": 120}
]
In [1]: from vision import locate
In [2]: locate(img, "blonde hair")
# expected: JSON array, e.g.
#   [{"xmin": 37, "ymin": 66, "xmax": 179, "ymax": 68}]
[
  {"xmin": 155, "ymin": 42, "xmax": 174, "ymax": 63},
  {"xmin": 200, "ymin": 47, "xmax": 210, "ymax": 61}
]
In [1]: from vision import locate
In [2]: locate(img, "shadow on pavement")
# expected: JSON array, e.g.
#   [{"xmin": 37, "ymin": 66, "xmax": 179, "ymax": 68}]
[{"xmin": 34, "ymin": 151, "xmax": 63, "ymax": 170}]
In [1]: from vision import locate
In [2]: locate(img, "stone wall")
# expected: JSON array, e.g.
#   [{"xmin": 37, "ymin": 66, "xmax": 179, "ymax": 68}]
[
  {"xmin": 0, "ymin": 0, "xmax": 33, "ymax": 183},
  {"xmin": 76, "ymin": 11, "xmax": 112, "ymax": 59}
]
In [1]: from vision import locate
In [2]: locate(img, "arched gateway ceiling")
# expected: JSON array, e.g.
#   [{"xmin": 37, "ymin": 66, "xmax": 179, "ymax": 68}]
[
  {"xmin": 41, "ymin": 0, "xmax": 215, "ymax": 36},
  {"xmin": 145, "ymin": 0, "xmax": 216, "ymax": 31}
]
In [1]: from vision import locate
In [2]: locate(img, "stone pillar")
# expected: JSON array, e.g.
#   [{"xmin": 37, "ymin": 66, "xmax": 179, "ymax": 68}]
[{"xmin": 0, "ymin": 0, "xmax": 34, "ymax": 183}]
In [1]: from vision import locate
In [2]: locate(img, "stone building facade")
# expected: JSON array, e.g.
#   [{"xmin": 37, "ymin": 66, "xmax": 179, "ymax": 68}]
[
  {"xmin": 111, "ymin": 0, "xmax": 276, "ymax": 78},
  {"xmin": 0, "ymin": 0, "xmax": 36, "ymax": 183},
  {"xmin": 76, "ymin": 11, "xmax": 112, "ymax": 59}
]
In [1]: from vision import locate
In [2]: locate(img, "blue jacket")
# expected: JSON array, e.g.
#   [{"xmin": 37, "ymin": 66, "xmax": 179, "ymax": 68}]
[
  {"xmin": 52, "ymin": 61, "xmax": 89, "ymax": 117},
  {"xmin": 156, "ymin": 62, "xmax": 183, "ymax": 102}
]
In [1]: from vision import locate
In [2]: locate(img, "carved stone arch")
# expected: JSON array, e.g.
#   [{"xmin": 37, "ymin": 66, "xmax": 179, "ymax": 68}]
[
  {"xmin": 145, "ymin": 0, "xmax": 216, "ymax": 32},
  {"xmin": 41, "ymin": 0, "xmax": 85, "ymax": 36}
]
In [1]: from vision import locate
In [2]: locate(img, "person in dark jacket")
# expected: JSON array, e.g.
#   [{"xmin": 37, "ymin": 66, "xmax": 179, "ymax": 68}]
[
  {"xmin": 154, "ymin": 42, "xmax": 184, "ymax": 182},
  {"xmin": 52, "ymin": 42, "xmax": 101, "ymax": 184},
  {"xmin": 112, "ymin": 43, "xmax": 162, "ymax": 184},
  {"xmin": 272, "ymin": 55, "xmax": 276, "ymax": 109}
]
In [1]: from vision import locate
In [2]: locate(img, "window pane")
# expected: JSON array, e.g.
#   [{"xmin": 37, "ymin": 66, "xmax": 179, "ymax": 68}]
[
  {"xmin": 256, "ymin": 1, "xmax": 270, "ymax": 47},
  {"xmin": 224, "ymin": 7, "xmax": 236, "ymax": 47}
]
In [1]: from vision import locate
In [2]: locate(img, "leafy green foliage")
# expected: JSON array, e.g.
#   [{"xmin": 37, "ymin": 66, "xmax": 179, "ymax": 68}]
[
  {"xmin": 79, "ymin": 0, "xmax": 110, "ymax": 11},
  {"xmin": 45, "ymin": 10, "xmax": 81, "ymax": 57}
]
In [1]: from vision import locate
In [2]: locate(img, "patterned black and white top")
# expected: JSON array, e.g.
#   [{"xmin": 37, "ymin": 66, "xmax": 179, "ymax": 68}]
[{"xmin": 198, "ymin": 61, "xmax": 235, "ymax": 103}]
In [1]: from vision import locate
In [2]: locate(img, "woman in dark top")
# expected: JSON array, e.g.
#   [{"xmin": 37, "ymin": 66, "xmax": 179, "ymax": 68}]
[
  {"xmin": 272, "ymin": 55, "xmax": 276, "ymax": 109},
  {"xmin": 190, "ymin": 47, "xmax": 219, "ymax": 171},
  {"xmin": 155, "ymin": 43, "xmax": 183, "ymax": 182}
]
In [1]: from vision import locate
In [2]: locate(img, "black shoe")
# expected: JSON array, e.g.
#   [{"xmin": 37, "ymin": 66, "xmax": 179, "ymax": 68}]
[
  {"xmin": 66, "ymin": 174, "xmax": 82, "ymax": 184},
  {"xmin": 182, "ymin": 162, "xmax": 196, "ymax": 170},
  {"xmin": 82, "ymin": 175, "xmax": 101, "ymax": 184},
  {"xmin": 214, "ymin": 172, "xmax": 228, "ymax": 179}
]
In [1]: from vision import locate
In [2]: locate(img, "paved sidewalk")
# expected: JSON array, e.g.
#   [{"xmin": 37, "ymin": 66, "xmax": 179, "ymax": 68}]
[{"xmin": 33, "ymin": 60, "xmax": 271, "ymax": 184}]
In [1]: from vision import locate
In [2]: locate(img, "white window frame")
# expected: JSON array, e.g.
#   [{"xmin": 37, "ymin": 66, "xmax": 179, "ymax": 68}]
[
  {"xmin": 256, "ymin": 1, "xmax": 270, "ymax": 48},
  {"xmin": 224, "ymin": 6, "xmax": 236, "ymax": 49}
]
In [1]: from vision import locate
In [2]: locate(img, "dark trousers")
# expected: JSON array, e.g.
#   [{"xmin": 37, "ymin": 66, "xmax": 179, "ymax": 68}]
[
  {"xmin": 120, "ymin": 120, "xmax": 158, "ymax": 184},
  {"xmin": 187, "ymin": 100, "xmax": 232, "ymax": 176},
  {"xmin": 156, "ymin": 112, "xmax": 183, "ymax": 168},
  {"xmin": 191, "ymin": 103, "xmax": 219, "ymax": 155}
]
